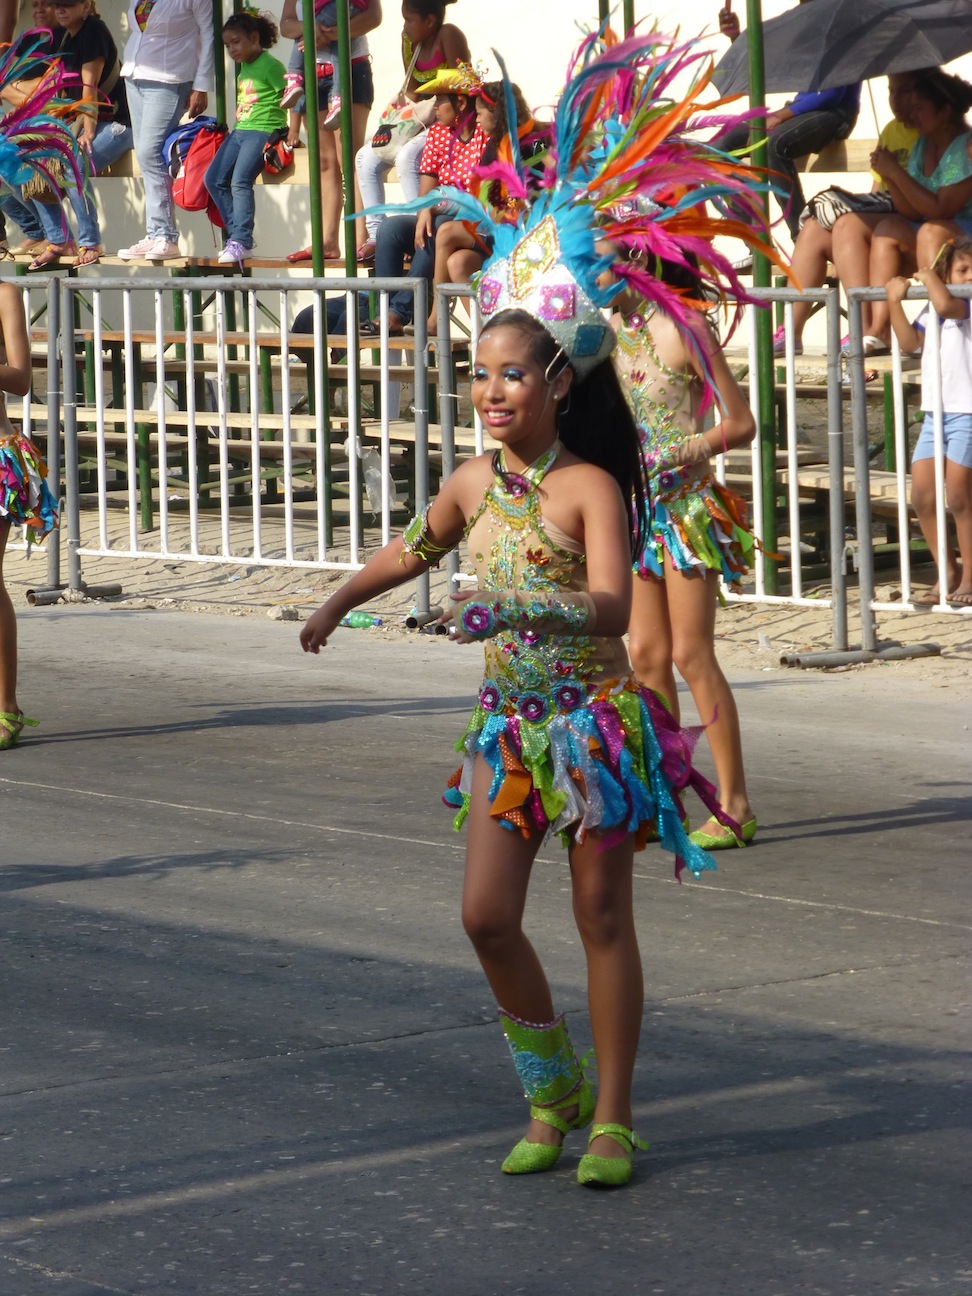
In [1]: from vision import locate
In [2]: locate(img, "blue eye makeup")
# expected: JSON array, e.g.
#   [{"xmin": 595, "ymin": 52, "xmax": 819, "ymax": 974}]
[{"xmin": 502, "ymin": 367, "xmax": 526, "ymax": 381}]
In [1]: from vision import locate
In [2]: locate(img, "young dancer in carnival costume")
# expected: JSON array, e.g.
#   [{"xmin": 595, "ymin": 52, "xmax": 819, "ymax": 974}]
[
  {"xmin": 301, "ymin": 30, "xmax": 744, "ymax": 1189},
  {"xmin": 0, "ymin": 41, "xmax": 88, "ymax": 748},
  {"xmin": 586, "ymin": 30, "xmax": 787, "ymax": 850}
]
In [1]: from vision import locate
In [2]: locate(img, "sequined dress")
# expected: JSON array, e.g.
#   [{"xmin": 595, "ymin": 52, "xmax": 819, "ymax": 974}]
[
  {"xmin": 443, "ymin": 447, "xmax": 721, "ymax": 878},
  {"xmin": 0, "ymin": 394, "xmax": 58, "ymax": 539},
  {"xmin": 615, "ymin": 314, "xmax": 754, "ymax": 582}
]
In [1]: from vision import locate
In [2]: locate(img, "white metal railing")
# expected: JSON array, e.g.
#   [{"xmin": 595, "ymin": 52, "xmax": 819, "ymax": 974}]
[
  {"xmin": 6, "ymin": 271, "xmax": 966, "ymax": 644},
  {"xmin": 55, "ymin": 274, "xmax": 431, "ymax": 601}
]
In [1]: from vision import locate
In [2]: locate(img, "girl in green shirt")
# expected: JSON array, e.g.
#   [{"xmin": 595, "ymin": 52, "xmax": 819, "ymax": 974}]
[{"xmin": 205, "ymin": 11, "xmax": 287, "ymax": 263}]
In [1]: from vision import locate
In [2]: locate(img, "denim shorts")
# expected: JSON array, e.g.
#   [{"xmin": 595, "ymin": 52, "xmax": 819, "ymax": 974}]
[
  {"xmin": 913, "ymin": 411, "xmax": 972, "ymax": 468},
  {"xmin": 313, "ymin": 56, "xmax": 374, "ymax": 112}
]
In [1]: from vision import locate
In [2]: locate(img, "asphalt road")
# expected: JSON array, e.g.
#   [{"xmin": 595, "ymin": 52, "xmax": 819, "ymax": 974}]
[{"xmin": 1, "ymin": 606, "xmax": 968, "ymax": 1295}]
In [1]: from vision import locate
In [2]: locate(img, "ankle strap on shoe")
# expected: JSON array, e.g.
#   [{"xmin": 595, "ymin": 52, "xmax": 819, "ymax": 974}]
[{"xmin": 589, "ymin": 1123, "xmax": 649, "ymax": 1153}]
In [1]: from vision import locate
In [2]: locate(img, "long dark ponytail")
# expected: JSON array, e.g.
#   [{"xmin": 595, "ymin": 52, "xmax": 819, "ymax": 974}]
[{"xmin": 480, "ymin": 309, "xmax": 650, "ymax": 557}]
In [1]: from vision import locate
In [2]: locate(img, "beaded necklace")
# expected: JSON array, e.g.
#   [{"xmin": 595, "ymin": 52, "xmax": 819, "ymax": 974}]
[{"xmin": 493, "ymin": 439, "xmax": 560, "ymax": 498}]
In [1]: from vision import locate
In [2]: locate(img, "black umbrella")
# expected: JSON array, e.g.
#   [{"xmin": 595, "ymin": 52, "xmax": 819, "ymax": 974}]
[{"xmin": 712, "ymin": 0, "xmax": 972, "ymax": 96}]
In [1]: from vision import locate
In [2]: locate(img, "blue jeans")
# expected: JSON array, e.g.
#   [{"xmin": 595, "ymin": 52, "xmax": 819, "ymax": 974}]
[
  {"xmin": 65, "ymin": 120, "xmax": 135, "ymax": 247},
  {"xmin": 374, "ymin": 210, "xmax": 451, "ymax": 325},
  {"xmin": 126, "ymin": 78, "xmax": 192, "ymax": 241},
  {"xmin": 204, "ymin": 128, "xmax": 270, "ymax": 247},
  {"xmin": 0, "ymin": 187, "xmax": 45, "ymax": 242}
]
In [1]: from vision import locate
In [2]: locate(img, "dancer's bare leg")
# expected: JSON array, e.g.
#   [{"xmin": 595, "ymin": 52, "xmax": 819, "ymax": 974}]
[
  {"xmin": 667, "ymin": 568, "xmax": 754, "ymax": 832},
  {"xmin": 461, "ymin": 756, "xmax": 571, "ymax": 1147},
  {"xmin": 568, "ymin": 830, "xmax": 642, "ymax": 1159}
]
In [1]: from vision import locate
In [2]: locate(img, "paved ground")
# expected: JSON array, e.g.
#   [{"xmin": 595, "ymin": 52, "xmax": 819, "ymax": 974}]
[{"xmin": 1, "ymin": 605, "xmax": 969, "ymax": 1295}]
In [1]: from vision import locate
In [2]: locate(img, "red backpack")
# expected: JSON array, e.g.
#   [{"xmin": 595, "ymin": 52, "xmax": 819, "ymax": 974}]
[{"xmin": 173, "ymin": 120, "xmax": 229, "ymax": 228}]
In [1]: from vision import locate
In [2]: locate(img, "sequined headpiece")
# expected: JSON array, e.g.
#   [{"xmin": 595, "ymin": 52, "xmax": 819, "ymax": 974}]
[{"xmin": 476, "ymin": 210, "xmax": 616, "ymax": 377}]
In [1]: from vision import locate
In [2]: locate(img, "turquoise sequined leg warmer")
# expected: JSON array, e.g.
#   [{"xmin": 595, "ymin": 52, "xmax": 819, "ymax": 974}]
[{"xmin": 498, "ymin": 1009, "xmax": 595, "ymax": 1175}]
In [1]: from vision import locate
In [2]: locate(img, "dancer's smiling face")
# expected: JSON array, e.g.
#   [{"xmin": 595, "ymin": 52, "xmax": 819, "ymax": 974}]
[{"xmin": 471, "ymin": 324, "xmax": 571, "ymax": 460}]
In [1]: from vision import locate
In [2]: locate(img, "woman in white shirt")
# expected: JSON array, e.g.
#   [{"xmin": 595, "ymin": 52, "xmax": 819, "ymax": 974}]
[{"xmin": 118, "ymin": 0, "xmax": 215, "ymax": 260}]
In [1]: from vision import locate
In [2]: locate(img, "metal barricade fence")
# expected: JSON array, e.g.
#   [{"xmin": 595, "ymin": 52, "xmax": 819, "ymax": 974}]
[
  {"xmin": 53, "ymin": 275, "xmax": 432, "ymax": 605},
  {"xmin": 11, "ymin": 272, "xmax": 966, "ymax": 645}
]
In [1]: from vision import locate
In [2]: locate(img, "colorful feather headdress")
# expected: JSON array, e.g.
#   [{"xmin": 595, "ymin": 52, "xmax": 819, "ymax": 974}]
[
  {"xmin": 364, "ymin": 26, "xmax": 786, "ymax": 379},
  {"xmin": 0, "ymin": 32, "xmax": 89, "ymax": 201}
]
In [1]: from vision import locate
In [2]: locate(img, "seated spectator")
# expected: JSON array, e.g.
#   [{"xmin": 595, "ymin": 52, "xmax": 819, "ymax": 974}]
[
  {"xmin": 354, "ymin": 0, "xmax": 470, "ymax": 264},
  {"xmin": 777, "ymin": 71, "xmax": 920, "ymax": 354},
  {"xmin": 21, "ymin": 0, "xmax": 134, "ymax": 268},
  {"xmin": 714, "ymin": 76, "xmax": 861, "ymax": 238},
  {"xmin": 833, "ymin": 68, "xmax": 972, "ymax": 354},
  {"xmin": 425, "ymin": 78, "xmax": 551, "ymax": 334},
  {"xmin": 117, "ymin": 0, "xmax": 214, "ymax": 261},
  {"xmin": 372, "ymin": 64, "xmax": 486, "ymax": 333}
]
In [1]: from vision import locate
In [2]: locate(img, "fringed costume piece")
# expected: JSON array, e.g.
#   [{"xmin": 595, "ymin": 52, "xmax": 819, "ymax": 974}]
[
  {"xmin": 616, "ymin": 315, "xmax": 754, "ymax": 583},
  {"xmin": 0, "ymin": 418, "xmax": 58, "ymax": 540},
  {"xmin": 442, "ymin": 446, "xmax": 725, "ymax": 880}
]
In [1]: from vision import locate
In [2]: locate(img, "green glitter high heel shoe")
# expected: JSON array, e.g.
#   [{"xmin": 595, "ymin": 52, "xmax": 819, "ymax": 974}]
[
  {"xmin": 689, "ymin": 816, "xmax": 757, "ymax": 850},
  {"xmin": 576, "ymin": 1123, "xmax": 649, "ymax": 1188},
  {"xmin": 499, "ymin": 1010, "xmax": 596, "ymax": 1175},
  {"xmin": 0, "ymin": 712, "xmax": 38, "ymax": 750}
]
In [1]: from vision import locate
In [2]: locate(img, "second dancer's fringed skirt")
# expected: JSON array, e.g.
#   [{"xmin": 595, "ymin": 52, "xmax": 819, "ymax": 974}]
[
  {"xmin": 636, "ymin": 468, "xmax": 754, "ymax": 584},
  {"xmin": 0, "ymin": 433, "xmax": 58, "ymax": 539}
]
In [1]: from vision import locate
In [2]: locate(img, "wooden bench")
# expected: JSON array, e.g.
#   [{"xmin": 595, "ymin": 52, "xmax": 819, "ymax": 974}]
[{"xmin": 781, "ymin": 464, "xmax": 943, "ymax": 525}]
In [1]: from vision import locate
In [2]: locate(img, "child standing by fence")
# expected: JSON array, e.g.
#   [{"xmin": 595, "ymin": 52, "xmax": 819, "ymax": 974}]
[
  {"xmin": 205, "ymin": 10, "xmax": 287, "ymax": 265},
  {"xmin": 886, "ymin": 239, "xmax": 972, "ymax": 607}
]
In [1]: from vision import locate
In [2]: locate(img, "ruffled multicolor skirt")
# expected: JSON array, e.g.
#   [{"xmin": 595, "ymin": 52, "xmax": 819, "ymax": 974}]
[
  {"xmin": 636, "ymin": 465, "xmax": 754, "ymax": 583},
  {"xmin": 444, "ymin": 674, "xmax": 728, "ymax": 879},
  {"xmin": 0, "ymin": 433, "xmax": 58, "ymax": 540}
]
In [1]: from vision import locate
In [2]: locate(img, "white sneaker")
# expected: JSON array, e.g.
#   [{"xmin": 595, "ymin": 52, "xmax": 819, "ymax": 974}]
[
  {"xmin": 217, "ymin": 239, "xmax": 252, "ymax": 263},
  {"xmin": 117, "ymin": 235, "xmax": 159, "ymax": 260},
  {"xmin": 143, "ymin": 238, "xmax": 181, "ymax": 260}
]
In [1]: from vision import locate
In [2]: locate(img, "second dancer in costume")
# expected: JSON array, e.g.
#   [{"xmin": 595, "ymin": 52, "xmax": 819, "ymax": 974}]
[
  {"xmin": 590, "ymin": 36, "xmax": 786, "ymax": 850},
  {"xmin": 613, "ymin": 266, "xmax": 758, "ymax": 849}
]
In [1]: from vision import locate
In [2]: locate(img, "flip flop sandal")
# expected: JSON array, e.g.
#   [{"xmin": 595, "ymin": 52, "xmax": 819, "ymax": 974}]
[
  {"xmin": 29, "ymin": 243, "xmax": 75, "ymax": 270},
  {"xmin": 73, "ymin": 246, "xmax": 102, "ymax": 266}
]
